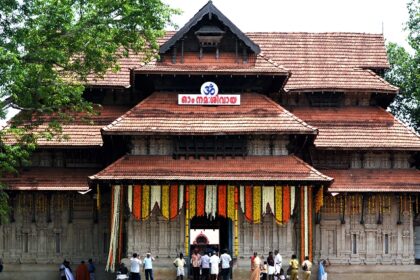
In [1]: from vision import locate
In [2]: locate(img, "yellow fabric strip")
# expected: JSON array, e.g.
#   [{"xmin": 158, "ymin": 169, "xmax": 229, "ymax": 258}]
[
  {"xmin": 275, "ymin": 186, "xmax": 283, "ymax": 224},
  {"xmin": 161, "ymin": 185, "xmax": 170, "ymax": 219},
  {"xmin": 189, "ymin": 185, "xmax": 196, "ymax": 218},
  {"xmin": 227, "ymin": 185, "xmax": 235, "ymax": 220},
  {"xmin": 253, "ymin": 186, "xmax": 261, "ymax": 224},
  {"xmin": 142, "ymin": 185, "xmax": 150, "ymax": 220}
]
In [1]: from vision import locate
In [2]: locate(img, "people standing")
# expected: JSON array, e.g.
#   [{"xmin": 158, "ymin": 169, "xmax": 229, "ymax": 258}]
[
  {"xmin": 60, "ymin": 260, "xmax": 67, "ymax": 280},
  {"xmin": 130, "ymin": 253, "xmax": 142, "ymax": 280},
  {"xmin": 220, "ymin": 249, "xmax": 232, "ymax": 280},
  {"xmin": 301, "ymin": 256, "xmax": 312, "ymax": 280},
  {"xmin": 201, "ymin": 252, "xmax": 211, "ymax": 280},
  {"xmin": 87, "ymin": 259, "xmax": 95, "ymax": 280},
  {"xmin": 274, "ymin": 250, "xmax": 282, "ymax": 280},
  {"xmin": 261, "ymin": 261, "xmax": 268, "ymax": 280},
  {"xmin": 191, "ymin": 249, "xmax": 201, "ymax": 280},
  {"xmin": 64, "ymin": 260, "xmax": 75, "ymax": 280},
  {"xmin": 143, "ymin": 253, "xmax": 155, "ymax": 280},
  {"xmin": 174, "ymin": 253, "xmax": 186, "ymax": 280},
  {"xmin": 289, "ymin": 254, "xmax": 299, "ymax": 280},
  {"xmin": 209, "ymin": 251, "xmax": 220, "ymax": 280},
  {"xmin": 0, "ymin": 258, "xmax": 3, "ymax": 272},
  {"xmin": 75, "ymin": 260, "xmax": 90, "ymax": 280},
  {"xmin": 317, "ymin": 259, "xmax": 330, "ymax": 280},
  {"xmin": 267, "ymin": 251, "xmax": 275, "ymax": 280},
  {"xmin": 250, "ymin": 253, "xmax": 261, "ymax": 280},
  {"xmin": 250, "ymin": 252, "xmax": 257, "ymax": 271}
]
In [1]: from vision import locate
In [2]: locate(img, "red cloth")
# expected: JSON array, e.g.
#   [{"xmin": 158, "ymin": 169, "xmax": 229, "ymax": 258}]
[{"xmin": 75, "ymin": 263, "xmax": 90, "ymax": 280}]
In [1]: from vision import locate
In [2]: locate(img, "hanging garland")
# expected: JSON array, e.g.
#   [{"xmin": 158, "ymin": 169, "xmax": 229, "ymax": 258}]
[
  {"xmin": 253, "ymin": 185, "xmax": 262, "ymax": 224},
  {"xmin": 245, "ymin": 185, "xmax": 253, "ymax": 222},
  {"xmin": 185, "ymin": 183, "xmax": 190, "ymax": 256},
  {"xmin": 300, "ymin": 186, "xmax": 305, "ymax": 263},
  {"xmin": 196, "ymin": 185, "xmax": 205, "ymax": 217},
  {"xmin": 106, "ymin": 185, "xmax": 121, "ymax": 272},
  {"xmin": 262, "ymin": 186, "xmax": 274, "ymax": 215},
  {"xmin": 308, "ymin": 186, "xmax": 313, "ymax": 261},
  {"xmin": 240, "ymin": 185, "xmax": 245, "ymax": 214},
  {"xmin": 170, "ymin": 184, "xmax": 179, "ymax": 220},
  {"xmin": 315, "ymin": 186, "xmax": 324, "ymax": 213},
  {"xmin": 127, "ymin": 185, "xmax": 133, "ymax": 213},
  {"xmin": 150, "ymin": 185, "xmax": 161, "ymax": 211},
  {"xmin": 291, "ymin": 186, "xmax": 296, "ymax": 215},
  {"xmin": 161, "ymin": 185, "xmax": 170, "ymax": 219},
  {"xmin": 218, "ymin": 185, "xmax": 227, "ymax": 218},
  {"xmin": 179, "ymin": 185, "xmax": 184, "ymax": 211},
  {"xmin": 189, "ymin": 185, "xmax": 196, "ymax": 218},
  {"xmin": 234, "ymin": 186, "xmax": 239, "ymax": 257},
  {"xmin": 227, "ymin": 185, "xmax": 235, "ymax": 220},
  {"xmin": 142, "ymin": 185, "xmax": 150, "ymax": 220},
  {"xmin": 275, "ymin": 186, "xmax": 283, "ymax": 224},
  {"xmin": 133, "ymin": 185, "xmax": 141, "ymax": 220},
  {"xmin": 205, "ymin": 185, "xmax": 217, "ymax": 219},
  {"xmin": 283, "ymin": 186, "xmax": 290, "ymax": 223}
]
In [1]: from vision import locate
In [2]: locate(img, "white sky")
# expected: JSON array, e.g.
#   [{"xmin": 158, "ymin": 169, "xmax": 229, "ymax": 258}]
[
  {"xmin": 165, "ymin": 0, "xmax": 411, "ymax": 50},
  {"xmin": 0, "ymin": 0, "xmax": 412, "ymax": 126}
]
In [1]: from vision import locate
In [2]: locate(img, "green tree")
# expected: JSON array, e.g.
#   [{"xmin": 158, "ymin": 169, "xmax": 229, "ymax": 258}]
[
  {"xmin": 386, "ymin": 0, "xmax": 419, "ymax": 131},
  {"xmin": 0, "ymin": 0, "xmax": 177, "ymax": 222}
]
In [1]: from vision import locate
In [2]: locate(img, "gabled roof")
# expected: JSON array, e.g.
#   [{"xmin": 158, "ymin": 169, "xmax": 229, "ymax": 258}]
[
  {"xmin": 2, "ymin": 168, "xmax": 94, "ymax": 191},
  {"xmin": 292, "ymin": 106, "xmax": 420, "ymax": 150},
  {"xmin": 324, "ymin": 169, "xmax": 420, "ymax": 193},
  {"xmin": 102, "ymin": 92, "xmax": 317, "ymax": 136},
  {"xmin": 89, "ymin": 155, "xmax": 332, "ymax": 182},
  {"xmin": 159, "ymin": 1, "xmax": 260, "ymax": 54},
  {"xmin": 2, "ymin": 106, "xmax": 130, "ymax": 147}
]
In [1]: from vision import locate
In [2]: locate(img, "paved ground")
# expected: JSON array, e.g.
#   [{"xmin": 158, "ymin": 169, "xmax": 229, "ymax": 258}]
[{"xmin": 3, "ymin": 264, "xmax": 420, "ymax": 279}]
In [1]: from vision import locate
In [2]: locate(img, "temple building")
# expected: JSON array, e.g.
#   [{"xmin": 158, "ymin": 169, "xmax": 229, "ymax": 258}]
[{"xmin": 1, "ymin": 1, "xmax": 420, "ymax": 277}]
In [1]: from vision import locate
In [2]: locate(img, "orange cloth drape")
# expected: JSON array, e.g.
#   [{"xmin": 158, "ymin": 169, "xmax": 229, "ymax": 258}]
[
  {"xmin": 170, "ymin": 184, "xmax": 179, "ymax": 220},
  {"xmin": 245, "ymin": 185, "xmax": 253, "ymax": 222},
  {"xmin": 283, "ymin": 186, "xmax": 290, "ymax": 223},
  {"xmin": 133, "ymin": 185, "xmax": 141, "ymax": 220},
  {"xmin": 218, "ymin": 185, "xmax": 227, "ymax": 217},
  {"xmin": 196, "ymin": 185, "xmax": 206, "ymax": 217}
]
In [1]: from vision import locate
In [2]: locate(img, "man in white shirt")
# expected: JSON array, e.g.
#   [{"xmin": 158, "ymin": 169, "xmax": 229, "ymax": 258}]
[
  {"xmin": 209, "ymin": 251, "xmax": 220, "ymax": 280},
  {"xmin": 201, "ymin": 252, "xmax": 211, "ymax": 280},
  {"xmin": 143, "ymin": 253, "xmax": 155, "ymax": 280},
  {"xmin": 220, "ymin": 249, "xmax": 232, "ymax": 280},
  {"xmin": 173, "ymin": 253, "xmax": 186, "ymax": 280},
  {"xmin": 130, "ymin": 253, "xmax": 142, "ymax": 280},
  {"xmin": 274, "ymin": 250, "xmax": 282, "ymax": 280}
]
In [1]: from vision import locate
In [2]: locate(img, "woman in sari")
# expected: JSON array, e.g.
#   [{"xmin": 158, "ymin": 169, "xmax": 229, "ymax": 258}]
[{"xmin": 250, "ymin": 253, "xmax": 261, "ymax": 280}]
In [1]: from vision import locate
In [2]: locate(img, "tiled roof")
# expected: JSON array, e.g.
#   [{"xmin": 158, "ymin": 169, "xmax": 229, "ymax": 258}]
[
  {"xmin": 90, "ymin": 155, "xmax": 332, "ymax": 182},
  {"xmin": 291, "ymin": 106, "xmax": 420, "ymax": 150},
  {"xmin": 248, "ymin": 32, "xmax": 397, "ymax": 93},
  {"xmin": 2, "ymin": 168, "xmax": 94, "ymax": 191},
  {"xmin": 102, "ymin": 92, "xmax": 317, "ymax": 135},
  {"xmin": 324, "ymin": 169, "xmax": 420, "ymax": 192},
  {"xmin": 3, "ymin": 106, "xmax": 129, "ymax": 147},
  {"xmin": 86, "ymin": 32, "xmax": 397, "ymax": 93}
]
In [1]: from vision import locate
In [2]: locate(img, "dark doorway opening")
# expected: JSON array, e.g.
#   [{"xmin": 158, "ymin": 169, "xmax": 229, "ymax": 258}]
[{"xmin": 190, "ymin": 216, "xmax": 232, "ymax": 255}]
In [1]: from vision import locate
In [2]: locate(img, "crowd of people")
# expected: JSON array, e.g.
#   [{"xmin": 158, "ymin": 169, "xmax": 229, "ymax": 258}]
[{"xmin": 59, "ymin": 258, "xmax": 96, "ymax": 280}]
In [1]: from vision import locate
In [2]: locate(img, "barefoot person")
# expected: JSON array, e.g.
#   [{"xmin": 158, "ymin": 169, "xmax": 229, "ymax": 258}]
[
  {"xmin": 174, "ymin": 253, "xmax": 186, "ymax": 280},
  {"xmin": 250, "ymin": 252, "xmax": 261, "ymax": 280}
]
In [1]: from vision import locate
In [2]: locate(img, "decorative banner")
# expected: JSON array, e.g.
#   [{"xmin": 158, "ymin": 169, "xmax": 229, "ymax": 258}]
[
  {"xmin": 291, "ymin": 186, "xmax": 296, "ymax": 215},
  {"xmin": 218, "ymin": 185, "xmax": 227, "ymax": 218},
  {"xmin": 275, "ymin": 186, "xmax": 283, "ymax": 224},
  {"xmin": 245, "ymin": 185, "xmax": 253, "ymax": 222},
  {"xmin": 234, "ymin": 186, "xmax": 239, "ymax": 257},
  {"xmin": 179, "ymin": 185, "xmax": 184, "ymax": 211},
  {"xmin": 127, "ymin": 185, "xmax": 133, "ymax": 213},
  {"xmin": 161, "ymin": 185, "xmax": 170, "ymax": 219},
  {"xmin": 106, "ymin": 185, "xmax": 121, "ymax": 272},
  {"xmin": 283, "ymin": 186, "xmax": 291, "ymax": 223},
  {"xmin": 170, "ymin": 184, "xmax": 179, "ymax": 220},
  {"xmin": 185, "ymin": 184, "xmax": 190, "ymax": 256},
  {"xmin": 196, "ymin": 185, "xmax": 206, "ymax": 217},
  {"xmin": 240, "ymin": 186, "xmax": 245, "ymax": 213},
  {"xmin": 227, "ymin": 185, "xmax": 235, "ymax": 220},
  {"xmin": 133, "ymin": 185, "xmax": 141, "ymax": 220},
  {"xmin": 178, "ymin": 81, "xmax": 240, "ymax": 106},
  {"xmin": 253, "ymin": 186, "xmax": 262, "ymax": 223},
  {"xmin": 308, "ymin": 187, "xmax": 313, "ymax": 261}
]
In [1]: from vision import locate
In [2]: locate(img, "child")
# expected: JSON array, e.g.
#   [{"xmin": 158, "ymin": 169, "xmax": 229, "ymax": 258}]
[
  {"xmin": 261, "ymin": 261, "xmax": 268, "ymax": 280},
  {"xmin": 279, "ymin": 268, "xmax": 286, "ymax": 280}
]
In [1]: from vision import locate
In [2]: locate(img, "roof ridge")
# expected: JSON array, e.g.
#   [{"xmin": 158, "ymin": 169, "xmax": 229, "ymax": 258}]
[
  {"xmin": 257, "ymin": 52, "xmax": 289, "ymax": 72},
  {"xmin": 261, "ymin": 95, "xmax": 318, "ymax": 134}
]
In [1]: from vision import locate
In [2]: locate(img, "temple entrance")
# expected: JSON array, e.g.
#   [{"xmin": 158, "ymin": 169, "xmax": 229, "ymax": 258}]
[{"xmin": 190, "ymin": 216, "xmax": 232, "ymax": 255}]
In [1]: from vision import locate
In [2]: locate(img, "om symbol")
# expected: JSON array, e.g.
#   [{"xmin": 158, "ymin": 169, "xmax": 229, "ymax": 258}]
[{"xmin": 201, "ymin": 81, "xmax": 219, "ymax": 96}]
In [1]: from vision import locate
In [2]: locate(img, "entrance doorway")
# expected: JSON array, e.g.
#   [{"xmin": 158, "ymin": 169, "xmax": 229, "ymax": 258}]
[{"xmin": 190, "ymin": 216, "xmax": 232, "ymax": 255}]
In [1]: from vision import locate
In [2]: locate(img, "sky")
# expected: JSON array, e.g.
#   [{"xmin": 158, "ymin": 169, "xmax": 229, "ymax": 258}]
[
  {"xmin": 0, "ymin": 0, "xmax": 413, "ymax": 126},
  {"xmin": 165, "ymin": 0, "xmax": 412, "ymax": 50}
]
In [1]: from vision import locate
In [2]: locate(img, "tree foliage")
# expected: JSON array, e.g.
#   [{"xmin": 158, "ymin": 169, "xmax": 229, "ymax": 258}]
[
  {"xmin": 386, "ymin": 0, "xmax": 419, "ymax": 131},
  {"xmin": 0, "ymin": 0, "xmax": 177, "ymax": 221}
]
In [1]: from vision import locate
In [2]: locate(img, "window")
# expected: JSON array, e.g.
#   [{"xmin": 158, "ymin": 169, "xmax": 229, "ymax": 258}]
[{"xmin": 307, "ymin": 92, "xmax": 343, "ymax": 107}]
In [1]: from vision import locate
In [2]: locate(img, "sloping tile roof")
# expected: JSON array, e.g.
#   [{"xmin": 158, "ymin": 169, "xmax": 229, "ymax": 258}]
[
  {"xmin": 2, "ymin": 168, "xmax": 94, "ymax": 191},
  {"xmin": 247, "ymin": 32, "xmax": 397, "ymax": 93},
  {"xmin": 3, "ymin": 106, "xmax": 129, "ymax": 147},
  {"xmin": 324, "ymin": 169, "xmax": 420, "ymax": 192},
  {"xmin": 102, "ymin": 92, "xmax": 317, "ymax": 135},
  {"xmin": 86, "ymin": 32, "xmax": 397, "ymax": 93},
  {"xmin": 90, "ymin": 155, "xmax": 332, "ymax": 182},
  {"xmin": 291, "ymin": 106, "xmax": 420, "ymax": 150}
]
